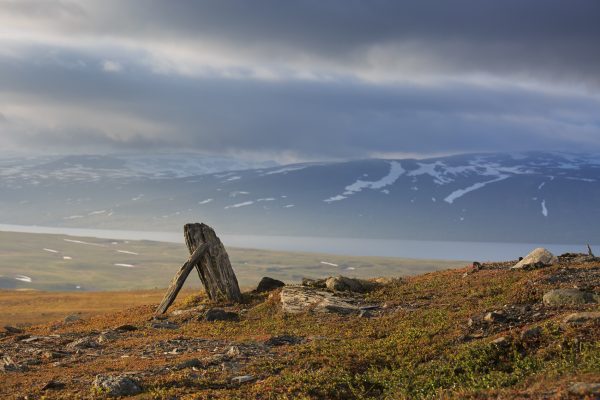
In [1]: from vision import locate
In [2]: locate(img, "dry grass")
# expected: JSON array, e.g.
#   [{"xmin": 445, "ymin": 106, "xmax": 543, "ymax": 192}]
[{"xmin": 0, "ymin": 288, "xmax": 197, "ymax": 326}]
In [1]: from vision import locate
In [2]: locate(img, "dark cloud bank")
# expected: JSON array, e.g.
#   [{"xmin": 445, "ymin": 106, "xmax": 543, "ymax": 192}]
[{"xmin": 0, "ymin": 1, "xmax": 599, "ymax": 160}]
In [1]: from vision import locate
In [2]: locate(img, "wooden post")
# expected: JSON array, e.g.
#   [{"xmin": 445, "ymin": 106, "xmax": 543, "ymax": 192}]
[
  {"xmin": 184, "ymin": 223, "xmax": 242, "ymax": 303},
  {"xmin": 155, "ymin": 242, "xmax": 212, "ymax": 314},
  {"xmin": 155, "ymin": 223, "xmax": 242, "ymax": 314}
]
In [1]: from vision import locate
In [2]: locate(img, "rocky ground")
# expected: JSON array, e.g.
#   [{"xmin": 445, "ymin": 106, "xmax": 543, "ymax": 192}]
[{"xmin": 1, "ymin": 250, "xmax": 599, "ymax": 399}]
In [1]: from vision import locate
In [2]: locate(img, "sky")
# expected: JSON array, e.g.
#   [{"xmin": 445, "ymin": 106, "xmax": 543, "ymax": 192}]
[{"xmin": 1, "ymin": 0, "xmax": 600, "ymax": 162}]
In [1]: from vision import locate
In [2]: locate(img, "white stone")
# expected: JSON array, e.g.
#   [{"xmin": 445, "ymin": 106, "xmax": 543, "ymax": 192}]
[{"xmin": 511, "ymin": 248, "xmax": 558, "ymax": 269}]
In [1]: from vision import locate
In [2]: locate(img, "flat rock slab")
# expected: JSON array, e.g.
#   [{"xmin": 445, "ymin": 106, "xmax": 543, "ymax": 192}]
[
  {"xmin": 512, "ymin": 247, "xmax": 558, "ymax": 269},
  {"xmin": 563, "ymin": 312, "xmax": 600, "ymax": 325},
  {"xmin": 280, "ymin": 286, "xmax": 360, "ymax": 314},
  {"xmin": 568, "ymin": 382, "xmax": 600, "ymax": 396},
  {"xmin": 542, "ymin": 288, "xmax": 599, "ymax": 306}
]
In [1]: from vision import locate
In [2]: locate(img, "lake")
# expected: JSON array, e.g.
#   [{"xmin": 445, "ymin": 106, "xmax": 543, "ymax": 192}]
[{"xmin": 0, "ymin": 223, "xmax": 592, "ymax": 261}]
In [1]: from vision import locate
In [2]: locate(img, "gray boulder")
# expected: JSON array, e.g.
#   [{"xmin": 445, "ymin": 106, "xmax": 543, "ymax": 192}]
[
  {"xmin": 542, "ymin": 288, "xmax": 599, "ymax": 306},
  {"xmin": 325, "ymin": 276, "xmax": 379, "ymax": 293},
  {"xmin": 256, "ymin": 277, "xmax": 285, "ymax": 293},
  {"xmin": 93, "ymin": 375, "xmax": 141, "ymax": 397},
  {"xmin": 511, "ymin": 248, "xmax": 558, "ymax": 269}
]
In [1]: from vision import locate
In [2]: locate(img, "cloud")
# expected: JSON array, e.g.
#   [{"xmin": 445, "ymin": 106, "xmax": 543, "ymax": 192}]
[
  {"xmin": 0, "ymin": 1, "xmax": 599, "ymax": 159},
  {"xmin": 102, "ymin": 60, "xmax": 122, "ymax": 73}
]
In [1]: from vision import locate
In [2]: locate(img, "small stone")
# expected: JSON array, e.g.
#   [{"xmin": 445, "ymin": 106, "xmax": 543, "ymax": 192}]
[
  {"xmin": 3, "ymin": 326, "xmax": 23, "ymax": 334},
  {"xmin": 264, "ymin": 335, "xmax": 304, "ymax": 346},
  {"xmin": 542, "ymin": 289, "xmax": 599, "ymax": 307},
  {"xmin": 173, "ymin": 358, "xmax": 202, "ymax": 370},
  {"xmin": 114, "ymin": 324, "xmax": 137, "ymax": 332},
  {"xmin": 568, "ymin": 382, "xmax": 600, "ymax": 396},
  {"xmin": 562, "ymin": 312, "xmax": 600, "ymax": 326},
  {"xmin": 151, "ymin": 321, "xmax": 179, "ymax": 330},
  {"xmin": 256, "ymin": 277, "xmax": 285, "ymax": 293},
  {"xmin": 205, "ymin": 308, "xmax": 239, "ymax": 322},
  {"xmin": 231, "ymin": 375, "xmax": 254, "ymax": 384},
  {"xmin": 66, "ymin": 337, "xmax": 98, "ymax": 349},
  {"xmin": 41, "ymin": 380, "xmax": 65, "ymax": 390},
  {"xmin": 301, "ymin": 277, "xmax": 327, "ymax": 288},
  {"xmin": 93, "ymin": 374, "xmax": 141, "ymax": 397},
  {"xmin": 63, "ymin": 314, "xmax": 81, "ymax": 323},
  {"xmin": 484, "ymin": 311, "xmax": 506, "ymax": 323},
  {"xmin": 98, "ymin": 331, "xmax": 118, "ymax": 343},
  {"xmin": 1, "ymin": 356, "xmax": 26, "ymax": 372},
  {"xmin": 520, "ymin": 326, "xmax": 542, "ymax": 342},
  {"xmin": 227, "ymin": 346, "xmax": 241, "ymax": 357},
  {"xmin": 42, "ymin": 351, "xmax": 66, "ymax": 360},
  {"xmin": 467, "ymin": 318, "xmax": 474, "ymax": 327},
  {"xmin": 511, "ymin": 248, "xmax": 557, "ymax": 269},
  {"xmin": 491, "ymin": 336, "xmax": 510, "ymax": 347}
]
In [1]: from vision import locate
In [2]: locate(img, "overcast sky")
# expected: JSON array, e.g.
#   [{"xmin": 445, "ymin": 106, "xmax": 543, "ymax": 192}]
[{"xmin": 1, "ymin": 1, "xmax": 599, "ymax": 162}]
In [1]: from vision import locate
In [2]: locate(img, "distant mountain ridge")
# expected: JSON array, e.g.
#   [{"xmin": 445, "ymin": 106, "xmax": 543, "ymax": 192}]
[{"xmin": 1, "ymin": 152, "xmax": 599, "ymax": 244}]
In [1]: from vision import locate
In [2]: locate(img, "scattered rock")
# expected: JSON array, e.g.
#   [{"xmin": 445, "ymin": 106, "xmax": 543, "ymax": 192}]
[
  {"xmin": 491, "ymin": 336, "xmax": 510, "ymax": 348},
  {"xmin": 264, "ymin": 335, "xmax": 305, "ymax": 346},
  {"xmin": 280, "ymin": 286, "xmax": 360, "ymax": 314},
  {"xmin": 41, "ymin": 380, "xmax": 66, "ymax": 390},
  {"xmin": 173, "ymin": 358, "xmax": 202, "ymax": 371},
  {"xmin": 93, "ymin": 374, "xmax": 142, "ymax": 397},
  {"xmin": 568, "ymin": 382, "xmax": 600, "ymax": 396},
  {"xmin": 151, "ymin": 321, "xmax": 179, "ymax": 330},
  {"xmin": 114, "ymin": 324, "xmax": 138, "ymax": 332},
  {"xmin": 1, "ymin": 356, "xmax": 26, "ymax": 372},
  {"xmin": 256, "ymin": 277, "xmax": 285, "ymax": 293},
  {"xmin": 227, "ymin": 346, "xmax": 241, "ymax": 357},
  {"xmin": 325, "ymin": 276, "xmax": 378, "ymax": 293},
  {"xmin": 3, "ymin": 326, "xmax": 23, "ymax": 334},
  {"xmin": 171, "ymin": 306, "xmax": 204, "ymax": 316},
  {"xmin": 63, "ymin": 314, "xmax": 82, "ymax": 323},
  {"xmin": 66, "ymin": 337, "xmax": 99, "ymax": 349},
  {"xmin": 301, "ymin": 278, "xmax": 327, "ymax": 288},
  {"xmin": 42, "ymin": 351, "xmax": 67, "ymax": 360},
  {"xmin": 511, "ymin": 248, "xmax": 558, "ymax": 269},
  {"xmin": 231, "ymin": 375, "xmax": 254, "ymax": 384},
  {"xmin": 98, "ymin": 331, "xmax": 119, "ymax": 343},
  {"xmin": 520, "ymin": 326, "xmax": 542, "ymax": 342},
  {"xmin": 542, "ymin": 288, "xmax": 599, "ymax": 307},
  {"xmin": 484, "ymin": 311, "xmax": 506, "ymax": 323},
  {"xmin": 562, "ymin": 311, "xmax": 600, "ymax": 326},
  {"xmin": 205, "ymin": 308, "xmax": 240, "ymax": 322}
]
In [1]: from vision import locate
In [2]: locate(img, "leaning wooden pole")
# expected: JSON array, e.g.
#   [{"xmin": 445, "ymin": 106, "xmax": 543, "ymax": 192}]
[
  {"xmin": 155, "ymin": 242, "xmax": 211, "ymax": 314},
  {"xmin": 184, "ymin": 223, "xmax": 242, "ymax": 303}
]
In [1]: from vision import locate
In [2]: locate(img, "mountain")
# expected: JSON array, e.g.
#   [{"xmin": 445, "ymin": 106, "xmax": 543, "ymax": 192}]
[{"xmin": 1, "ymin": 152, "xmax": 599, "ymax": 244}]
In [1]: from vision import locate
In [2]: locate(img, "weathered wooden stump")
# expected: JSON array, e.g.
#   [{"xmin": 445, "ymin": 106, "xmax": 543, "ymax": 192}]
[
  {"xmin": 155, "ymin": 223, "xmax": 242, "ymax": 314},
  {"xmin": 184, "ymin": 223, "xmax": 242, "ymax": 303}
]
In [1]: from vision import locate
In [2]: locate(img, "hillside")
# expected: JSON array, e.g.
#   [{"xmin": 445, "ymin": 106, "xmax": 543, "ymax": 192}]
[
  {"xmin": 2, "ymin": 152, "xmax": 600, "ymax": 243},
  {"xmin": 1, "ymin": 253, "xmax": 599, "ymax": 399}
]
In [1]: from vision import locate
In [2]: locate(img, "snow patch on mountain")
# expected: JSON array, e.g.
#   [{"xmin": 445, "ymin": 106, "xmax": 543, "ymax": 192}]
[
  {"xmin": 444, "ymin": 175, "xmax": 510, "ymax": 204},
  {"xmin": 324, "ymin": 161, "xmax": 404, "ymax": 202},
  {"xmin": 225, "ymin": 201, "xmax": 254, "ymax": 209},
  {"xmin": 262, "ymin": 166, "xmax": 307, "ymax": 175},
  {"xmin": 541, "ymin": 200, "xmax": 548, "ymax": 217}
]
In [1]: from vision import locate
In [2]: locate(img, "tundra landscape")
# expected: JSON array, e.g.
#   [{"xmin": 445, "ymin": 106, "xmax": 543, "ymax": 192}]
[{"xmin": 1, "ymin": 1, "xmax": 600, "ymax": 399}]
